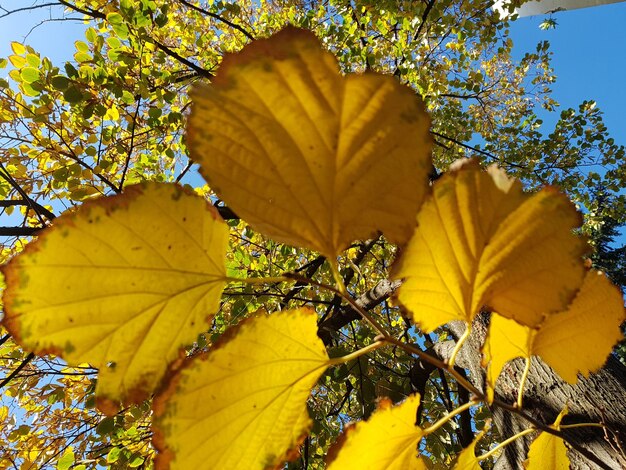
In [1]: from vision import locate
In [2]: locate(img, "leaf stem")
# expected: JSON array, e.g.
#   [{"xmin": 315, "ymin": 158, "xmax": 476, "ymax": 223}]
[
  {"xmin": 274, "ymin": 272, "xmax": 613, "ymax": 470},
  {"xmin": 560, "ymin": 423, "xmax": 606, "ymax": 430},
  {"xmin": 328, "ymin": 341, "xmax": 385, "ymax": 366},
  {"xmin": 329, "ymin": 259, "xmax": 347, "ymax": 295},
  {"xmin": 477, "ymin": 428, "xmax": 536, "ymax": 461},
  {"xmin": 517, "ymin": 357, "xmax": 531, "ymax": 408},
  {"xmin": 422, "ymin": 400, "xmax": 476, "ymax": 436},
  {"xmin": 448, "ymin": 324, "xmax": 470, "ymax": 367},
  {"xmin": 285, "ymin": 272, "xmax": 389, "ymax": 338}
]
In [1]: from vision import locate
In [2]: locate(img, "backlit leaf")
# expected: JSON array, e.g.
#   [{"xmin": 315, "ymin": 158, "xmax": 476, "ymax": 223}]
[
  {"xmin": 525, "ymin": 408, "xmax": 569, "ymax": 469},
  {"xmin": 56, "ymin": 449, "xmax": 75, "ymax": 470},
  {"xmin": 152, "ymin": 308, "xmax": 330, "ymax": 469},
  {"xmin": 483, "ymin": 270, "xmax": 625, "ymax": 400},
  {"xmin": 326, "ymin": 394, "xmax": 427, "ymax": 470},
  {"xmin": 2, "ymin": 183, "xmax": 228, "ymax": 414},
  {"xmin": 454, "ymin": 424, "xmax": 489, "ymax": 469},
  {"xmin": 394, "ymin": 159, "xmax": 587, "ymax": 332},
  {"xmin": 10, "ymin": 41, "xmax": 26, "ymax": 55},
  {"xmin": 188, "ymin": 27, "xmax": 432, "ymax": 259},
  {"xmin": 20, "ymin": 67, "xmax": 40, "ymax": 84}
]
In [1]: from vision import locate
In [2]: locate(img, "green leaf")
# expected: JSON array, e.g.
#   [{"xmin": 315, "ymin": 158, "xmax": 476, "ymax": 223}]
[
  {"xmin": 57, "ymin": 449, "xmax": 75, "ymax": 470},
  {"xmin": 26, "ymin": 53, "xmax": 40, "ymax": 68},
  {"xmin": 107, "ymin": 447, "xmax": 121, "ymax": 464},
  {"xmin": 75, "ymin": 40, "xmax": 89, "ymax": 53},
  {"xmin": 51, "ymin": 75, "xmax": 70, "ymax": 91},
  {"xmin": 128, "ymin": 454, "xmax": 144, "ymax": 468},
  {"xmin": 63, "ymin": 86, "xmax": 84, "ymax": 103},
  {"xmin": 64, "ymin": 63, "xmax": 78, "ymax": 77},
  {"xmin": 20, "ymin": 67, "xmax": 40, "ymax": 84},
  {"xmin": 96, "ymin": 416, "xmax": 115, "ymax": 435}
]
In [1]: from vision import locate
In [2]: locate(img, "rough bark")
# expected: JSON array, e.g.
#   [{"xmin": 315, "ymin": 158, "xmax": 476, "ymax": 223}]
[
  {"xmin": 444, "ymin": 317, "xmax": 626, "ymax": 470},
  {"xmin": 318, "ymin": 280, "xmax": 626, "ymax": 468}
]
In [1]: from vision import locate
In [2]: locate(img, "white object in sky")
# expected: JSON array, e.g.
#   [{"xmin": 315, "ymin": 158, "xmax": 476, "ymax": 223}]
[{"xmin": 493, "ymin": 0, "xmax": 626, "ymax": 17}]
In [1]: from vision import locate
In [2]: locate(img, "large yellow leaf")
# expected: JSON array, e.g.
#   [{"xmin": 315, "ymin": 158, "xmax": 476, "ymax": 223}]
[
  {"xmin": 393, "ymin": 159, "xmax": 587, "ymax": 332},
  {"xmin": 483, "ymin": 270, "xmax": 625, "ymax": 400},
  {"xmin": 152, "ymin": 308, "xmax": 330, "ymax": 469},
  {"xmin": 187, "ymin": 27, "xmax": 432, "ymax": 259},
  {"xmin": 326, "ymin": 394, "xmax": 427, "ymax": 470},
  {"xmin": 525, "ymin": 408, "xmax": 569, "ymax": 469},
  {"xmin": 1, "ymin": 183, "xmax": 228, "ymax": 414}
]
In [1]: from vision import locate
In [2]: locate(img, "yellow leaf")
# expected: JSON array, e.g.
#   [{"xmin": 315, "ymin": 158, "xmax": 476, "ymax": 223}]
[
  {"xmin": 525, "ymin": 408, "xmax": 569, "ymax": 469},
  {"xmin": 152, "ymin": 308, "xmax": 330, "ymax": 470},
  {"xmin": 533, "ymin": 270, "xmax": 625, "ymax": 382},
  {"xmin": 483, "ymin": 270, "xmax": 625, "ymax": 400},
  {"xmin": 454, "ymin": 424, "xmax": 489, "ymax": 469},
  {"xmin": 482, "ymin": 313, "xmax": 533, "ymax": 403},
  {"xmin": 11, "ymin": 41, "xmax": 26, "ymax": 56},
  {"xmin": 188, "ymin": 27, "xmax": 432, "ymax": 259},
  {"xmin": 1, "ymin": 183, "xmax": 228, "ymax": 414},
  {"xmin": 326, "ymin": 394, "xmax": 427, "ymax": 470},
  {"xmin": 394, "ymin": 159, "xmax": 587, "ymax": 332}
]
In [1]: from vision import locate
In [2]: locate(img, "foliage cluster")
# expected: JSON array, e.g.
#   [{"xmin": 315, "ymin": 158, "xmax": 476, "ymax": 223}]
[{"xmin": 1, "ymin": 1, "xmax": 625, "ymax": 469}]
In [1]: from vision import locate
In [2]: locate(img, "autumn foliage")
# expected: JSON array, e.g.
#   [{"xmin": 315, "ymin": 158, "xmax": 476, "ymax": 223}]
[{"xmin": 1, "ymin": 26, "xmax": 624, "ymax": 468}]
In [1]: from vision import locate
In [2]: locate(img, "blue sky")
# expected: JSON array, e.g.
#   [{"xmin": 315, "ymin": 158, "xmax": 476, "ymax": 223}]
[
  {"xmin": 1, "ymin": 3, "xmax": 623, "ymax": 157},
  {"xmin": 1, "ymin": 2, "xmax": 624, "ymax": 196},
  {"xmin": 508, "ymin": 3, "xmax": 626, "ymax": 147}
]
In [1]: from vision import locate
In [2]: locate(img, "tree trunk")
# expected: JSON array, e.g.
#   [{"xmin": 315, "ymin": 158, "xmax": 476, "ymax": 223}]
[
  {"xmin": 320, "ymin": 281, "xmax": 626, "ymax": 468},
  {"xmin": 445, "ymin": 317, "xmax": 626, "ymax": 470}
]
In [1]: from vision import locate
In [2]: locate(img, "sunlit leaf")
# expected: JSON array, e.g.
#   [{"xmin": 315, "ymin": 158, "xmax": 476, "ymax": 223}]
[
  {"xmin": 56, "ymin": 448, "xmax": 75, "ymax": 470},
  {"xmin": 10, "ymin": 41, "xmax": 26, "ymax": 55},
  {"xmin": 525, "ymin": 408, "xmax": 569, "ymax": 469},
  {"xmin": 483, "ymin": 270, "xmax": 625, "ymax": 400},
  {"xmin": 152, "ymin": 308, "xmax": 330, "ymax": 469},
  {"xmin": 326, "ymin": 394, "xmax": 427, "ymax": 470},
  {"xmin": 454, "ymin": 424, "xmax": 489, "ymax": 469},
  {"xmin": 20, "ymin": 67, "xmax": 40, "ymax": 84},
  {"xmin": 1, "ymin": 183, "xmax": 228, "ymax": 414},
  {"xmin": 394, "ymin": 159, "xmax": 587, "ymax": 332},
  {"xmin": 188, "ymin": 27, "xmax": 432, "ymax": 259}
]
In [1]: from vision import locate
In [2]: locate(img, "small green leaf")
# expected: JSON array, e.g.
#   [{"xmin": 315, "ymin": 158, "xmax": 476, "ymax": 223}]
[
  {"xmin": 51, "ymin": 75, "xmax": 70, "ymax": 91},
  {"xmin": 107, "ymin": 12, "xmax": 124, "ymax": 25},
  {"xmin": 63, "ymin": 86, "xmax": 84, "ymax": 103},
  {"xmin": 75, "ymin": 40, "xmax": 89, "ymax": 53},
  {"xmin": 20, "ymin": 67, "xmax": 40, "ymax": 84},
  {"xmin": 74, "ymin": 52, "xmax": 92, "ymax": 63},
  {"xmin": 26, "ymin": 53, "xmax": 40, "ymax": 68},
  {"xmin": 96, "ymin": 416, "xmax": 115, "ymax": 435},
  {"xmin": 106, "ymin": 37, "xmax": 122, "ymax": 49},
  {"xmin": 57, "ymin": 449, "xmax": 75, "ymax": 470},
  {"xmin": 22, "ymin": 82, "xmax": 41, "ymax": 97},
  {"xmin": 64, "ymin": 63, "xmax": 78, "ymax": 77},
  {"xmin": 128, "ymin": 454, "xmax": 144, "ymax": 468},
  {"xmin": 107, "ymin": 447, "xmax": 121, "ymax": 464}
]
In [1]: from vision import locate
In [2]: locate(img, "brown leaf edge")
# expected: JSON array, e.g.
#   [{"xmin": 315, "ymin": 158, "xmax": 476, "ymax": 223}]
[
  {"xmin": 208, "ymin": 26, "xmax": 326, "ymax": 87},
  {"xmin": 391, "ymin": 158, "xmax": 589, "ymax": 328},
  {"xmin": 1, "ymin": 182, "xmax": 225, "ymax": 415},
  {"xmin": 151, "ymin": 308, "xmax": 322, "ymax": 470}
]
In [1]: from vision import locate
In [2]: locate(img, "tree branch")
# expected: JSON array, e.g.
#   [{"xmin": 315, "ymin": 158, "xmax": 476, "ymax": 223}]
[
  {"xmin": 177, "ymin": 0, "xmax": 255, "ymax": 41},
  {"xmin": 317, "ymin": 278, "xmax": 402, "ymax": 345},
  {"xmin": 0, "ymin": 226, "xmax": 42, "ymax": 237},
  {"xmin": 0, "ymin": 352, "xmax": 35, "ymax": 389}
]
